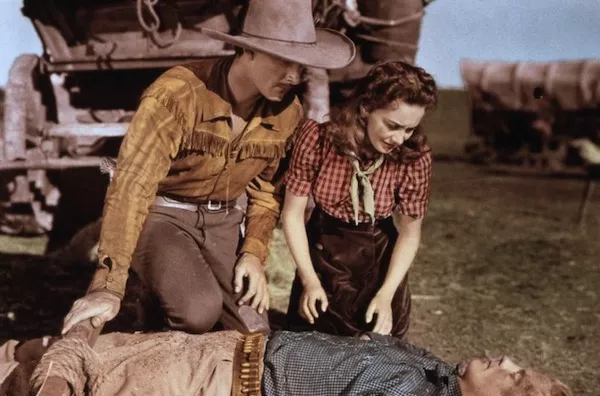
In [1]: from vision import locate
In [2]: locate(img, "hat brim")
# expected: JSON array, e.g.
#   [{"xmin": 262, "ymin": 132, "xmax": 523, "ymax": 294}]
[{"xmin": 199, "ymin": 27, "xmax": 356, "ymax": 70}]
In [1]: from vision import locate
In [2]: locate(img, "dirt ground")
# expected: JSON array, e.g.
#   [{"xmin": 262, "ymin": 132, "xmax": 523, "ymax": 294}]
[
  {"xmin": 1, "ymin": 89, "xmax": 598, "ymax": 394},
  {"xmin": 266, "ymin": 161, "xmax": 600, "ymax": 396},
  {"xmin": 1, "ymin": 160, "xmax": 598, "ymax": 395}
]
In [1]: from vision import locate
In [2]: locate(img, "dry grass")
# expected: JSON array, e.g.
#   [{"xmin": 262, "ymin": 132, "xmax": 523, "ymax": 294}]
[
  {"xmin": 1, "ymin": 89, "xmax": 598, "ymax": 394},
  {"xmin": 1, "ymin": 163, "xmax": 597, "ymax": 395},
  {"xmin": 0, "ymin": 235, "xmax": 46, "ymax": 255},
  {"xmin": 265, "ymin": 161, "xmax": 599, "ymax": 396}
]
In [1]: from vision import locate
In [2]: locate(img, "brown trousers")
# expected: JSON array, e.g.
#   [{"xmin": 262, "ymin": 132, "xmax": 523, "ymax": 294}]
[
  {"xmin": 129, "ymin": 204, "xmax": 268, "ymax": 334},
  {"xmin": 287, "ymin": 207, "xmax": 411, "ymax": 339}
]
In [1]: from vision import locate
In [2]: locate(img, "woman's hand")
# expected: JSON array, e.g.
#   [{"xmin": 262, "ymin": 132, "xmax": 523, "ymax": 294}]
[
  {"xmin": 299, "ymin": 281, "xmax": 329, "ymax": 324},
  {"xmin": 365, "ymin": 292, "xmax": 393, "ymax": 335},
  {"xmin": 282, "ymin": 191, "xmax": 328, "ymax": 324}
]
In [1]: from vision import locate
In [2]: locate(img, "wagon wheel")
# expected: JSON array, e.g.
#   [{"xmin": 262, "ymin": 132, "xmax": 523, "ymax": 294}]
[
  {"xmin": 0, "ymin": 54, "xmax": 59, "ymax": 236},
  {"xmin": 536, "ymin": 136, "xmax": 568, "ymax": 172},
  {"xmin": 463, "ymin": 114, "xmax": 499, "ymax": 165},
  {"xmin": 3, "ymin": 54, "xmax": 46, "ymax": 156}
]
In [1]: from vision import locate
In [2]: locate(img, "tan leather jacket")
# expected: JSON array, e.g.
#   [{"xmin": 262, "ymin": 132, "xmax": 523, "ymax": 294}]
[{"xmin": 91, "ymin": 56, "xmax": 303, "ymax": 297}]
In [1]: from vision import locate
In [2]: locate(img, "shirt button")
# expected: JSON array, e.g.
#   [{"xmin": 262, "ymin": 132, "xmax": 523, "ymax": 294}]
[
  {"xmin": 314, "ymin": 243, "xmax": 324, "ymax": 251},
  {"xmin": 107, "ymin": 276, "xmax": 114, "ymax": 283}
]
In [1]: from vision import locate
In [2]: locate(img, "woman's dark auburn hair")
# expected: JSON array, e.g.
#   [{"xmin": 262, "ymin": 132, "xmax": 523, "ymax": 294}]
[{"xmin": 325, "ymin": 60, "xmax": 438, "ymax": 164}]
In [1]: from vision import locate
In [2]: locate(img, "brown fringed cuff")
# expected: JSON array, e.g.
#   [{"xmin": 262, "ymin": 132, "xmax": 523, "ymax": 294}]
[{"xmin": 231, "ymin": 333, "xmax": 266, "ymax": 396}]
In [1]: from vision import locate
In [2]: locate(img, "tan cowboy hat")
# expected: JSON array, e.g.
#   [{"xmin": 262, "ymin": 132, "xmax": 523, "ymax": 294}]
[{"xmin": 200, "ymin": 0, "xmax": 356, "ymax": 69}]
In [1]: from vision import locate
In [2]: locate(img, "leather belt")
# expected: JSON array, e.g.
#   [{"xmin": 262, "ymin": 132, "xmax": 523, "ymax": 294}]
[
  {"xmin": 153, "ymin": 195, "xmax": 236, "ymax": 212},
  {"xmin": 231, "ymin": 333, "xmax": 265, "ymax": 396}
]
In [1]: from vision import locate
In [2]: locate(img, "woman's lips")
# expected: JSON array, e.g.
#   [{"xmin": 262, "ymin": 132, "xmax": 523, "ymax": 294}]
[{"xmin": 384, "ymin": 143, "xmax": 396, "ymax": 152}]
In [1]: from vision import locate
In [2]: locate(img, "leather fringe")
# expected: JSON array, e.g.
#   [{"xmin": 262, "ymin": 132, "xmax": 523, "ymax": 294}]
[
  {"xmin": 180, "ymin": 131, "xmax": 230, "ymax": 157},
  {"xmin": 238, "ymin": 141, "xmax": 287, "ymax": 160}
]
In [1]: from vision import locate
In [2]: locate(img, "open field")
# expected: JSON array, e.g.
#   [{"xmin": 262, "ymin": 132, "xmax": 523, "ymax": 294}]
[
  {"xmin": 1, "ymin": 89, "xmax": 599, "ymax": 394},
  {"xmin": 267, "ymin": 160, "xmax": 600, "ymax": 396},
  {"xmin": 1, "ymin": 160, "xmax": 598, "ymax": 394}
]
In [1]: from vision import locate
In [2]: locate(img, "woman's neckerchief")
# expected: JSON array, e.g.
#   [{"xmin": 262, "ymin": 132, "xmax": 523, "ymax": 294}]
[{"xmin": 345, "ymin": 151, "xmax": 385, "ymax": 225}]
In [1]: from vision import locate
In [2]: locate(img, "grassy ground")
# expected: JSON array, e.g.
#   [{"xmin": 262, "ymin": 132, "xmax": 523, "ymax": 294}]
[
  {"xmin": 408, "ymin": 163, "xmax": 598, "ymax": 396},
  {"xmin": 1, "ymin": 90, "xmax": 598, "ymax": 394},
  {"xmin": 265, "ymin": 161, "xmax": 599, "ymax": 396},
  {"xmin": 0, "ymin": 164, "xmax": 597, "ymax": 395},
  {"xmin": 0, "ymin": 235, "xmax": 46, "ymax": 255}
]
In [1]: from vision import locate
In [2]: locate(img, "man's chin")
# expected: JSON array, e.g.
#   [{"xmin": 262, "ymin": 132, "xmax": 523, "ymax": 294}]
[
  {"xmin": 264, "ymin": 85, "xmax": 296, "ymax": 102},
  {"xmin": 263, "ymin": 92, "xmax": 285, "ymax": 102},
  {"xmin": 267, "ymin": 96, "xmax": 284, "ymax": 102}
]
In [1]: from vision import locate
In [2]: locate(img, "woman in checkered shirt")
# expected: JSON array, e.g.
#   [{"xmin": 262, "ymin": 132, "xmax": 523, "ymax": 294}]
[{"xmin": 282, "ymin": 61, "xmax": 438, "ymax": 339}]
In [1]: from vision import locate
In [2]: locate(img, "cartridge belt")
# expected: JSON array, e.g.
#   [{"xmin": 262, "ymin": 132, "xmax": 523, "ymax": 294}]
[{"xmin": 231, "ymin": 333, "xmax": 266, "ymax": 396}]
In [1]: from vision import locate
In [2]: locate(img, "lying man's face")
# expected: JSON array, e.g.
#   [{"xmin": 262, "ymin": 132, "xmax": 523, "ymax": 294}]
[{"xmin": 456, "ymin": 356, "xmax": 570, "ymax": 396}]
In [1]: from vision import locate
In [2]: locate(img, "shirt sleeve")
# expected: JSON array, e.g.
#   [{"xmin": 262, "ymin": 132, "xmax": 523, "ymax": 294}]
[
  {"xmin": 284, "ymin": 119, "xmax": 323, "ymax": 196},
  {"xmin": 90, "ymin": 83, "xmax": 189, "ymax": 298},
  {"xmin": 396, "ymin": 151, "xmax": 433, "ymax": 219},
  {"xmin": 241, "ymin": 107, "xmax": 304, "ymax": 264}
]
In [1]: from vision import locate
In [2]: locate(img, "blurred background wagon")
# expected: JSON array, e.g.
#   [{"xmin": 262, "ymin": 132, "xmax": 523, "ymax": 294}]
[
  {"xmin": 461, "ymin": 59, "xmax": 600, "ymax": 171},
  {"xmin": 0, "ymin": 0, "xmax": 435, "ymax": 250}
]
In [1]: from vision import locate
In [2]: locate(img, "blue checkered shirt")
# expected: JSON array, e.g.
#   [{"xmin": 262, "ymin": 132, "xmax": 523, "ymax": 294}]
[{"xmin": 262, "ymin": 331, "xmax": 462, "ymax": 396}]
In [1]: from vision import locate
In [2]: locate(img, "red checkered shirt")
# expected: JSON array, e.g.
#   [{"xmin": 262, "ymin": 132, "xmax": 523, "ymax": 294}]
[{"xmin": 285, "ymin": 119, "xmax": 432, "ymax": 223}]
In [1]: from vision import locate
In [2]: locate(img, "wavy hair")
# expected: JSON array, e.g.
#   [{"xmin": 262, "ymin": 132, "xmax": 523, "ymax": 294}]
[
  {"xmin": 500, "ymin": 370, "xmax": 573, "ymax": 396},
  {"xmin": 325, "ymin": 61, "xmax": 438, "ymax": 164}
]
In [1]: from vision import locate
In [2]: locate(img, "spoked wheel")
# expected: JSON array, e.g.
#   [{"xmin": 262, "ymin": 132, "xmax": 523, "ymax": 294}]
[{"xmin": 1, "ymin": 54, "xmax": 59, "ymax": 236}]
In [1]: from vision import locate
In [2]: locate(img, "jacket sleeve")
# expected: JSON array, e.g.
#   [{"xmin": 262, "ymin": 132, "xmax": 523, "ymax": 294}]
[
  {"xmin": 89, "ymin": 79, "xmax": 193, "ymax": 298},
  {"xmin": 240, "ymin": 112, "xmax": 304, "ymax": 264}
]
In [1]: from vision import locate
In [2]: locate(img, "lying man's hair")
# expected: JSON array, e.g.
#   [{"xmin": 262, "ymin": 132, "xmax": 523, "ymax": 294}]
[{"xmin": 503, "ymin": 370, "xmax": 573, "ymax": 396}]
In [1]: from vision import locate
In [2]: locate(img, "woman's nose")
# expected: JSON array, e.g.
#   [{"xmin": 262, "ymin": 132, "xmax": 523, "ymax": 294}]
[{"xmin": 392, "ymin": 131, "xmax": 409, "ymax": 145}]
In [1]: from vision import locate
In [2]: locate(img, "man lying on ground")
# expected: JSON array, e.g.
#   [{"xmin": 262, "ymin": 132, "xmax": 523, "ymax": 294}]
[{"xmin": 1, "ymin": 330, "xmax": 572, "ymax": 396}]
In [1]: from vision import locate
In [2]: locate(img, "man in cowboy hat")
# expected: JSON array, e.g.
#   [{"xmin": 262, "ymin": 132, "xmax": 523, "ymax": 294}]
[{"xmin": 61, "ymin": 0, "xmax": 355, "ymax": 336}]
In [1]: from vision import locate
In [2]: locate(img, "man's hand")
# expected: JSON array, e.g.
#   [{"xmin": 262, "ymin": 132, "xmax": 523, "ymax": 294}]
[
  {"xmin": 62, "ymin": 291, "xmax": 121, "ymax": 335},
  {"xmin": 233, "ymin": 253, "xmax": 270, "ymax": 314},
  {"xmin": 299, "ymin": 281, "xmax": 328, "ymax": 324},
  {"xmin": 365, "ymin": 292, "xmax": 393, "ymax": 335}
]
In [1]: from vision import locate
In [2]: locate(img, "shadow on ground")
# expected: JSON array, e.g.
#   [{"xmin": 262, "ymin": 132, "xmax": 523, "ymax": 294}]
[{"xmin": 1, "ymin": 161, "xmax": 599, "ymax": 395}]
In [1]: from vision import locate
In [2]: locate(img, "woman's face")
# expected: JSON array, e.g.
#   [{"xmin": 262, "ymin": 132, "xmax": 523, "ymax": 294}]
[{"xmin": 366, "ymin": 100, "xmax": 426, "ymax": 154}]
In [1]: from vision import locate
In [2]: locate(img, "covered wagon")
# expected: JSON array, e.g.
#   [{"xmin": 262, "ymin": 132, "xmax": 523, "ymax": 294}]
[
  {"xmin": 460, "ymin": 59, "xmax": 600, "ymax": 170},
  {"xmin": 0, "ymin": 0, "xmax": 434, "ymax": 243}
]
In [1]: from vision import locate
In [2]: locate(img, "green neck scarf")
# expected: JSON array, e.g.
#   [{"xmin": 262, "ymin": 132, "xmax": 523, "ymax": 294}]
[{"xmin": 346, "ymin": 151, "xmax": 385, "ymax": 225}]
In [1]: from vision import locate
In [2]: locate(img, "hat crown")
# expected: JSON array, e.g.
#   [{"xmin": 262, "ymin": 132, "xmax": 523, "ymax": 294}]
[{"xmin": 242, "ymin": 0, "xmax": 317, "ymax": 44}]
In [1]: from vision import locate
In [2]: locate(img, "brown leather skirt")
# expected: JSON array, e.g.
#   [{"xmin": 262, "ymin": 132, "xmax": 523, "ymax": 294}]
[{"xmin": 286, "ymin": 207, "xmax": 411, "ymax": 339}]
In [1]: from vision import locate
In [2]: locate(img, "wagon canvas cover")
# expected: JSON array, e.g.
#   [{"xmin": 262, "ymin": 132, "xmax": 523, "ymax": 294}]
[{"xmin": 460, "ymin": 59, "xmax": 600, "ymax": 112}]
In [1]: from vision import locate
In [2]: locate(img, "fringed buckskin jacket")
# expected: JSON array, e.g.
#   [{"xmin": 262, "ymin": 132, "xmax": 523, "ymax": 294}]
[{"xmin": 90, "ymin": 56, "xmax": 303, "ymax": 298}]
